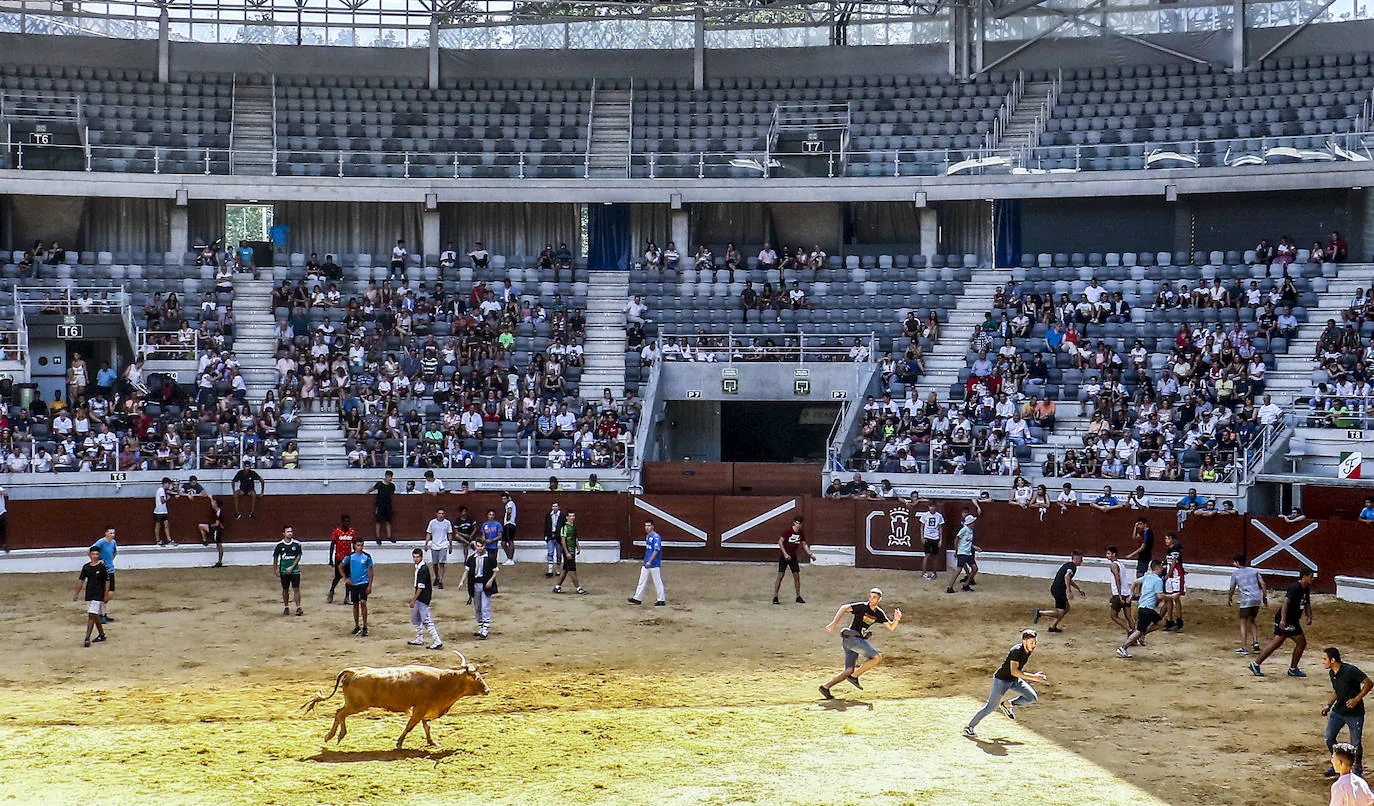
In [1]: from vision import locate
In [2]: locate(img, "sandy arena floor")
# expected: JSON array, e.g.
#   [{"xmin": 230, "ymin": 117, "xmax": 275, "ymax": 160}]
[{"xmin": 0, "ymin": 559, "xmax": 1361, "ymax": 805}]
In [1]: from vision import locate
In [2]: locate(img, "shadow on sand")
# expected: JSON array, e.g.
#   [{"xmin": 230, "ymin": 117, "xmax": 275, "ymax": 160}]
[
  {"xmin": 817, "ymin": 698, "xmax": 875, "ymax": 712},
  {"xmin": 962, "ymin": 734, "xmax": 1025, "ymax": 756},
  {"xmin": 307, "ymin": 747, "xmax": 461, "ymax": 764}
]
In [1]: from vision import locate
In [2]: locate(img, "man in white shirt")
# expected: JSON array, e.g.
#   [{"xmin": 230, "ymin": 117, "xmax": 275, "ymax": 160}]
[
  {"xmin": 424, "ymin": 507, "xmax": 454, "ymax": 588},
  {"xmin": 917, "ymin": 500, "xmax": 946, "ymax": 580},
  {"xmin": 390, "ymin": 239, "xmax": 410, "ymax": 281},
  {"xmin": 468, "ymin": 242, "xmax": 489, "ymax": 269},
  {"xmin": 625, "ymin": 296, "xmax": 648, "ymax": 326},
  {"xmin": 423, "ymin": 470, "xmax": 446, "ymax": 495},
  {"xmin": 1258, "ymin": 394, "xmax": 1283, "ymax": 427},
  {"xmin": 757, "ymin": 243, "xmax": 778, "ymax": 273},
  {"xmin": 1329, "ymin": 742, "xmax": 1374, "ymax": 806},
  {"xmin": 439, "ymin": 242, "xmax": 458, "ymax": 272},
  {"xmin": 1005, "ymin": 412, "xmax": 1032, "ymax": 444},
  {"xmin": 1083, "ymin": 279, "xmax": 1106, "ymax": 306}
]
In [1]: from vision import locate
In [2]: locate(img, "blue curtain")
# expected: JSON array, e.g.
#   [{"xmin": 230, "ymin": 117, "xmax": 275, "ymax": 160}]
[
  {"xmin": 994, "ymin": 199, "xmax": 1022, "ymax": 268},
  {"xmin": 588, "ymin": 203, "xmax": 632, "ymax": 270}
]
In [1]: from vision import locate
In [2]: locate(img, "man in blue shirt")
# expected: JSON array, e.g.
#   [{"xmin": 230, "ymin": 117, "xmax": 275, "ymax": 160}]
[
  {"xmin": 1092, "ymin": 486, "xmax": 1123, "ymax": 512},
  {"xmin": 479, "ymin": 510, "xmax": 504, "ymax": 559},
  {"xmin": 1044, "ymin": 324, "xmax": 1064, "ymax": 353},
  {"xmin": 344, "ymin": 540, "xmax": 375, "ymax": 637},
  {"xmin": 628, "ymin": 519, "xmax": 666, "ymax": 607},
  {"xmin": 1360, "ymin": 498, "xmax": 1374, "ymax": 523},
  {"xmin": 1177, "ymin": 488, "xmax": 1206, "ymax": 510},
  {"xmin": 90, "ymin": 527, "xmax": 118, "ymax": 623},
  {"xmin": 1118, "ymin": 560, "xmax": 1166, "ymax": 658}
]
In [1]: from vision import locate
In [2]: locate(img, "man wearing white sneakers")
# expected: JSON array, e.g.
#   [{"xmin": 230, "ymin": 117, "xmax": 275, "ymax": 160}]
[
  {"xmin": 407, "ymin": 548, "xmax": 443, "ymax": 650},
  {"xmin": 965, "ymin": 629, "xmax": 1046, "ymax": 737},
  {"xmin": 423, "ymin": 508, "xmax": 454, "ymax": 589},
  {"xmin": 917, "ymin": 500, "xmax": 945, "ymax": 580},
  {"xmin": 628, "ymin": 519, "xmax": 665, "ymax": 607}
]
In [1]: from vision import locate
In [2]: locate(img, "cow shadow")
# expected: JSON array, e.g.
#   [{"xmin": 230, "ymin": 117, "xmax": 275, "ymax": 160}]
[
  {"xmin": 817, "ymin": 698, "xmax": 874, "ymax": 712},
  {"xmin": 307, "ymin": 747, "xmax": 461, "ymax": 764}
]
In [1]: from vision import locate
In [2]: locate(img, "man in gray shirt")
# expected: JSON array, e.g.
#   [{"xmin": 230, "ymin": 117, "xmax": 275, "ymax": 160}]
[{"xmin": 1226, "ymin": 553, "xmax": 1268, "ymax": 656}]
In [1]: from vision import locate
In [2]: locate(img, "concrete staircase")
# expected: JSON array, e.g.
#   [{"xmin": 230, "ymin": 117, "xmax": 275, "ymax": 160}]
[
  {"xmin": 230, "ymin": 79, "xmax": 275, "ymax": 176},
  {"xmin": 1263, "ymin": 264, "xmax": 1374, "ymax": 407},
  {"xmin": 996, "ymin": 81, "xmax": 1055, "ymax": 153},
  {"xmin": 581, "ymin": 270, "xmax": 629, "ymax": 400},
  {"xmin": 295, "ymin": 410, "xmax": 347, "ymax": 469},
  {"xmin": 229, "ymin": 277, "xmax": 278, "ymax": 402},
  {"xmin": 586, "ymin": 86, "xmax": 631, "ymax": 178},
  {"xmin": 909, "ymin": 268, "xmax": 1016, "ymax": 403}
]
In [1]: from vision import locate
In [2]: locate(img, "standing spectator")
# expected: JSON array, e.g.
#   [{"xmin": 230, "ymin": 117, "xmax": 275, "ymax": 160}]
[
  {"xmin": 628, "ymin": 518, "xmax": 666, "ymax": 606},
  {"xmin": 73, "ymin": 546, "xmax": 110, "ymax": 647},
  {"xmin": 370, "ymin": 470, "xmax": 397, "ymax": 545},
  {"xmin": 553, "ymin": 511, "xmax": 586, "ymax": 595},
  {"xmin": 344, "ymin": 539, "xmax": 374, "ymax": 637},
  {"xmin": 542, "ymin": 501, "xmax": 566, "ymax": 579},
  {"xmin": 423, "ymin": 507, "xmax": 453, "ymax": 590},
  {"xmin": 273, "ymin": 526, "xmax": 303, "ymax": 617},
  {"xmin": 407, "ymin": 548, "xmax": 443, "ymax": 650},
  {"xmin": 461, "ymin": 539, "xmax": 499, "ymax": 639},
  {"xmin": 1323, "ymin": 647, "xmax": 1371, "ymax": 778}
]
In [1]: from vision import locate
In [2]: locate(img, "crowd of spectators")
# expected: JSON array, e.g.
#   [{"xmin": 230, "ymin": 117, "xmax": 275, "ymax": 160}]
[{"xmin": 277, "ymin": 243, "xmax": 638, "ymax": 470}]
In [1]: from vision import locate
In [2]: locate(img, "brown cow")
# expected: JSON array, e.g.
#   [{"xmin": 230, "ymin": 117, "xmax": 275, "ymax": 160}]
[{"xmin": 302, "ymin": 652, "xmax": 489, "ymax": 748}]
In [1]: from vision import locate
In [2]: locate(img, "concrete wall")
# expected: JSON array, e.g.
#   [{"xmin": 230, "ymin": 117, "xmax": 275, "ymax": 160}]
[
  {"xmin": 657, "ymin": 362, "xmax": 869, "ymax": 401},
  {"xmin": 661, "ymin": 400, "xmax": 721, "ymax": 463}
]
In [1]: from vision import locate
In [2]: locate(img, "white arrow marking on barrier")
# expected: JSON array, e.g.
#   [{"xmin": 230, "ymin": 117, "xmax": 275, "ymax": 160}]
[
  {"xmin": 633, "ymin": 498, "xmax": 708, "ymax": 543},
  {"xmin": 720, "ymin": 499, "xmax": 798, "ymax": 547},
  {"xmin": 1249, "ymin": 519, "xmax": 1319, "ymax": 572}
]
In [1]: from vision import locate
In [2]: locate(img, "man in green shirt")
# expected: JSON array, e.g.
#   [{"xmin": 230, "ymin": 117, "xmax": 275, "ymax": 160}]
[
  {"xmin": 553, "ymin": 512, "xmax": 587, "ymax": 595},
  {"xmin": 1323, "ymin": 646, "xmax": 1372, "ymax": 777},
  {"xmin": 498, "ymin": 330, "xmax": 515, "ymax": 350},
  {"xmin": 273, "ymin": 526, "xmax": 304, "ymax": 617}
]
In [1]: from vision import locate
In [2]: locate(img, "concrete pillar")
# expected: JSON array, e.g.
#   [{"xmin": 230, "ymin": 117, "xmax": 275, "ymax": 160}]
[
  {"xmin": 670, "ymin": 209, "xmax": 690, "ymax": 256},
  {"xmin": 158, "ymin": 10, "xmax": 170, "ymax": 84},
  {"xmin": 428, "ymin": 19, "xmax": 440, "ymax": 90},
  {"xmin": 170, "ymin": 204, "xmax": 189, "ymax": 256},
  {"xmin": 1232, "ymin": 0, "xmax": 1245, "ymax": 73},
  {"xmin": 919, "ymin": 208, "xmax": 939, "ymax": 260},
  {"xmin": 693, "ymin": 6, "xmax": 706, "ymax": 92},
  {"xmin": 422, "ymin": 209, "xmax": 441, "ymax": 259}
]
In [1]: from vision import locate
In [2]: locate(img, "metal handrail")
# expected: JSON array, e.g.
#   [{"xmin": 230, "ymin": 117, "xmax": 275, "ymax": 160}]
[
  {"xmin": 658, "ymin": 330, "xmax": 878, "ymax": 363},
  {"xmin": 584, "ymin": 77, "xmax": 597, "ymax": 180},
  {"xmin": 16, "ymin": 285, "xmax": 128, "ymax": 315},
  {"xmin": 270, "ymin": 74, "xmax": 279, "ymax": 177},
  {"xmin": 625, "ymin": 76, "xmax": 634, "ymax": 179},
  {"xmin": 228, "ymin": 72, "xmax": 238, "ymax": 174},
  {"xmin": 136, "ymin": 329, "xmax": 199, "ymax": 361}
]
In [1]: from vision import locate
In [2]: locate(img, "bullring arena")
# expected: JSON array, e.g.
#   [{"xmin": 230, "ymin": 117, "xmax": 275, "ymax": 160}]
[{"xmin": 6, "ymin": 0, "xmax": 1374, "ymax": 801}]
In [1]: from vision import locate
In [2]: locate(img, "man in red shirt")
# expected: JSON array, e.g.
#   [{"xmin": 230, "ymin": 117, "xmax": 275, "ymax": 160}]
[
  {"xmin": 773, "ymin": 516, "xmax": 812, "ymax": 605},
  {"xmin": 327, "ymin": 514, "xmax": 357, "ymax": 604}
]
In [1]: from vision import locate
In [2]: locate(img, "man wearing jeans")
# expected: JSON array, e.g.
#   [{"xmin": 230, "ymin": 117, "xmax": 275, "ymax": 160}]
[
  {"xmin": 628, "ymin": 519, "xmax": 665, "ymax": 607},
  {"xmin": 1324, "ymin": 647, "xmax": 1372, "ymax": 777},
  {"xmin": 407, "ymin": 549, "xmax": 443, "ymax": 650},
  {"xmin": 462, "ymin": 540, "xmax": 499, "ymax": 639},
  {"xmin": 819, "ymin": 587, "xmax": 902, "ymax": 700},
  {"xmin": 965, "ymin": 629, "xmax": 1046, "ymax": 737}
]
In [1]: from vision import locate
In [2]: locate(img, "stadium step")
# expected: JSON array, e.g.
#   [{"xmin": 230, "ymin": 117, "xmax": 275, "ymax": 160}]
[
  {"xmin": 586, "ymin": 86, "xmax": 631, "ymax": 178},
  {"xmin": 582, "ymin": 270, "xmax": 630, "ymax": 399},
  {"xmin": 231, "ymin": 79, "xmax": 277, "ymax": 176}
]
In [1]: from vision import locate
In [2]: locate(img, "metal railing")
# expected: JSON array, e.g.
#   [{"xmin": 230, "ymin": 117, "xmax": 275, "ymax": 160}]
[
  {"xmin": 583, "ymin": 77, "xmax": 597, "ymax": 180},
  {"xmin": 659, "ymin": 330, "xmax": 878, "ymax": 363},
  {"xmin": 0, "ymin": 329, "xmax": 28, "ymax": 365},
  {"xmin": 270, "ymin": 74, "xmax": 279, "ymax": 177},
  {"xmin": 318, "ymin": 431, "xmax": 637, "ymax": 472},
  {"xmin": 3, "ymin": 129, "xmax": 1370, "ymax": 179},
  {"xmin": 15, "ymin": 285, "xmax": 128, "ymax": 316},
  {"xmin": 984, "ymin": 69, "xmax": 1024, "ymax": 152},
  {"xmin": 136, "ymin": 330, "xmax": 199, "ymax": 361}
]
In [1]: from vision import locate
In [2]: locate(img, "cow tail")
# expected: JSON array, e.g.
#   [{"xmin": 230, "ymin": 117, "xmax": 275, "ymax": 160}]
[{"xmin": 301, "ymin": 670, "xmax": 349, "ymax": 713}]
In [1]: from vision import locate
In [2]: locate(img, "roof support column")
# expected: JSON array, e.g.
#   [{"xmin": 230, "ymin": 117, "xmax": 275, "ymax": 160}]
[
  {"xmin": 1231, "ymin": 0, "xmax": 1245, "ymax": 73},
  {"xmin": 157, "ymin": 8, "xmax": 170, "ymax": 84}
]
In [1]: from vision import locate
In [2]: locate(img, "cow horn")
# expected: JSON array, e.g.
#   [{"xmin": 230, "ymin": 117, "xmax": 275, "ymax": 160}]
[{"xmin": 453, "ymin": 650, "xmax": 468, "ymax": 667}]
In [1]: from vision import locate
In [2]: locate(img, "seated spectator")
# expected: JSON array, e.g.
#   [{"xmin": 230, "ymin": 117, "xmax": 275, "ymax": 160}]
[
  {"xmin": 757, "ymin": 242, "xmax": 778, "ymax": 275},
  {"xmin": 389, "ymin": 239, "xmax": 410, "ymax": 280},
  {"xmin": 468, "ymin": 242, "xmax": 489, "ymax": 269},
  {"xmin": 439, "ymin": 242, "xmax": 458, "ymax": 273},
  {"xmin": 642, "ymin": 241, "xmax": 662, "ymax": 270},
  {"xmin": 662, "ymin": 241, "xmax": 680, "ymax": 273},
  {"xmin": 1326, "ymin": 231, "xmax": 1348, "ymax": 263}
]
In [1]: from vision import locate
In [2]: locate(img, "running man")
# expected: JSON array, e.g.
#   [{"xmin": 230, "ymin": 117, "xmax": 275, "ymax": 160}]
[
  {"xmin": 89, "ymin": 526, "xmax": 118, "ymax": 623},
  {"xmin": 73, "ymin": 546, "xmax": 110, "ymax": 647},
  {"xmin": 198, "ymin": 496, "xmax": 227, "ymax": 568},
  {"xmin": 1118, "ymin": 560, "xmax": 1166, "ymax": 658},
  {"xmin": 774, "ymin": 516, "xmax": 811, "ymax": 605},
  {"xmin": 423, "ymin": 508, "xmax": 453, "ymax": 589},
  {"xmin": 370, "ymin": 470, "xmax": 397, "ymax": 545},
  {"xmin": 819, "ymin": 587, "xmax": 902, "ymax": 699},
  {"xmin": 461, "ymin": 539, "xmax": 499, "ymax": 638},
  {"xmin": 1249, "ymin": 568, "xmax": 1314, "ymax": 677},
  {"xmin": 553, "ymin": 511, "xmax": 586, "ymax": 595},
  {"xmin": 1033, "ymin": 551, "xmax": 1085, "ymax": 633},
  {"xmin": 344, "ymin": 539, "xmax": 375, "ymax": 637},
  {"xmin": 1123, "ymin": 517, "xmax": 1154, "ymax": 578},
  {"xmin": 1323, "ymin": 647, "xmax": 1371, "ymax": 778},
  {"xmin": 231, "ymin": 460, "xmax": 265, "ymax": 519},
  {"xmin": 501, "ymin": 492, "xmax": 518, "ymax": 566},
  {"xmin": 1160, "ymin": 533, "xmax": 1187, "ymax": 632},
  {"xmin": 1105, "ymin": 546, "xmax": 1134, "ymax": 635},
  {"xmin": 327, "ymin": 514, "xmax": 356, "ymax": 604},
  {"xmin": 964, "ymin": 629, "xmax": 1046, "ymax": 737},
  {"xmin": 628, "ymin": 518, "xmax": 666, "ymax": 606},
  {"xmin": 153, "ymin": 477, "xmax": 177, "ymax": 547},
  {"xmin": 917, "ymin": 500, "xmax": 946, "ymax": 580},
  {"xmin": 946, "ymin": 499, "xmax": 983, "ymax": 594},
  {"xmin": 408, "ymin": 548, "xmax": 443, "ymax": 650},
  {"xmin": 1226, "ymin": 553, "xmax": 1269, "ymax": 655},
  {"xmin": 273, "ymin": 526, "xmax": 303, "ymax": 616}
]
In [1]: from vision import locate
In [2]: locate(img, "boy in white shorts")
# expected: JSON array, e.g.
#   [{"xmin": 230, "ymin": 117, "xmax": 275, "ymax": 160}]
[{"xmin": 73, "ymin": 547, "xmax": 110, "ymax": 647}]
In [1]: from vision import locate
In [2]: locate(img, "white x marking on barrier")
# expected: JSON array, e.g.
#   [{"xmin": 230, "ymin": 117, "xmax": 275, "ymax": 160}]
[
  {"xmin": 720, "ymin": 499, "xmax": 798, "ymax": 548},
  {"xmin": 1249, "ymin": 519, "xmax": 1319, "ymax": 572}
]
